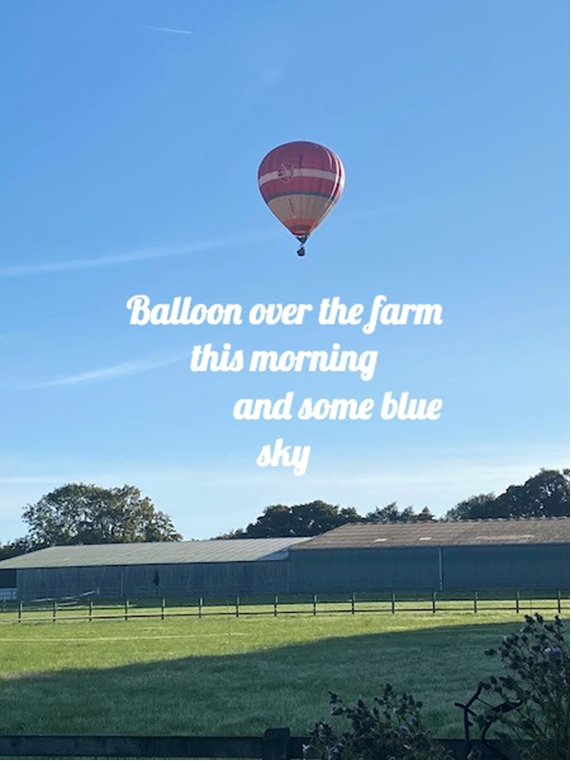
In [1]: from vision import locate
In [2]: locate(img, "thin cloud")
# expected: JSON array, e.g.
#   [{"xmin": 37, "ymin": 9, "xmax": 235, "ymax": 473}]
[
  {"xmin": 29, "ymin": 353, "xmax": 186, "ymax": 389},
  {"xmin": 0, "ymin": 231, "xmax": 272, "ymax": 278},
  {"xmin": 142, "ymin": 25, "xmax": 193, "ymax": 35},
  {"xmin": 0, "ymin": 203, "xmax": 435, "ymax": 280}
]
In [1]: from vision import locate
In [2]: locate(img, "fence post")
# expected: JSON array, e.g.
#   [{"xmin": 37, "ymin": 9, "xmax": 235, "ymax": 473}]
[
  {"xmin": 88, "ymin": 599, "xmax": 93, "ymax": 623},
  {"xmin": 557, "ymin": 590, "xmax": 561, "ymax": 614},
  {"xmin": 515, "ymin": 590, "xmax": 520, "ymax": 614},
  {"xmin": 52, "ymin": 600, "xmax": 57, "ymax": 624},
  {"xmin": 235, "ymin": 595, "xmax": 240, "ymax": 618},
  {"xmin": 161, "ymin": 598, "xmax": 166, "ymax": 621},
  {"xmin": 124, "ymin": 599, "xmax": 129, "ymax": 622},
  {"xmin": 432, "ymin": 591, "xmax": 436, "ymax": 614},
  {"xmin": 312, "ymin": 595, "xmax": 317, "ymax": 616},
  {"xmin": 262, "ymin": 728, "xmax": 290, "ymax": 760},
  {"xmin": 198, "ymin": 597, "xmax": 203, "ymax": 619},
  {"xmin": 391, "ymin": 592, "xmax": 396, "ymax": 614},
  {"xmin": 273, "ymin": 595, "xmax": 278, "ymax": 617},
  {"xmin": 351, "ymin": 593, "xmax": 355, "ymax": 615},
  {"xmin": 18, "ymin": 601, "xmax": 22, "ymax": 623},
  {"xmin": 473, "ymin": 591, "xmax": 478, "ymax": 614}
]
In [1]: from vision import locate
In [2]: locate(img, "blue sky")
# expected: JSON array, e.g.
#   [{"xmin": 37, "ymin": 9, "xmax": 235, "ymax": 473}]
[{"xmin": 0, "ymin": 0, "xmax": 568, "ymax": 540}]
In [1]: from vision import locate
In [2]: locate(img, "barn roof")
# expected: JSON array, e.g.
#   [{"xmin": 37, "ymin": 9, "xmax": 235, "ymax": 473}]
[
  {"xmin": 289, "ymin": 518, "xmax": 570, "ymax": 550},
  {"xmin": 0, "ymin": 537, "xmax": 310, "ymax": 569}
]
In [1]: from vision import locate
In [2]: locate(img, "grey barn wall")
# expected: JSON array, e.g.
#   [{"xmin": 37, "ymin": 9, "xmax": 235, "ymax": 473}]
[
  {"xmin": 289, "ymin": 547, "xmax": 441, "ymax": 593},
  {"xmin": 0, "ymin": 569, "xmax": 16, "ymax": 588},
  {"xmin": 289, "ymin": 544, "xmax": 570, "ymax": 593},
  {"xmin": 16, "ymin": 561, "xmax": 290, "ymax": 600},
  {"xmin": 442, "ymin": 544, "xmax": 569, "ymax": 589}
]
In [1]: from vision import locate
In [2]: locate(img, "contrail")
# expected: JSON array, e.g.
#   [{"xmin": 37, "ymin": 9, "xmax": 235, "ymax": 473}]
[
  {"xmin": 28, "ymin": 353, "xmax": 187, "ymax": 389},
  {"xmin": 0, "ymin": 232, "xmax": 272, "ymax": 278},
  {"xmin": 142, "ymin": 25, "xmax": 193, "ymax": 35},
  {"xmin": 0, "ymin": 204, "xmax": 435, "ymax": 279}
]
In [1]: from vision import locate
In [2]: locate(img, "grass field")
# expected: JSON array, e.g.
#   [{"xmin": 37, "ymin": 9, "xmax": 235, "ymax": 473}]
[{"xmin": 1, "ymin": 605, "xmax": 568, "ymax": 739}]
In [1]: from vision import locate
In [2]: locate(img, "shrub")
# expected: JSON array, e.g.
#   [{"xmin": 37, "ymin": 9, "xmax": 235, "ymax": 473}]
[
  {"xmin": 304, "ymin": 685, "xmax": 447, "ymax": 760},
  {"xmin": 474, "ymin": 613, "xmax": 569, "ymax": 760}
]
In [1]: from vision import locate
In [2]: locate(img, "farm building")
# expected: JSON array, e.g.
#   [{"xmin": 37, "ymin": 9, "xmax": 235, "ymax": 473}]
[
  {"xmin": 288, "ymin": 518, "xmax": 570, "ymax": 592},
  {"xmin": 0, "ymin": 518, "xmax": 568, "ymax": 600},
  {"xmin": 0, "ymin": 538, "xmax": 309, "ymax": 600}
]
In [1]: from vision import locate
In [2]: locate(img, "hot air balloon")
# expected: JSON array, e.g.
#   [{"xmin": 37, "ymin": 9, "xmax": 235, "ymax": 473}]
[{"xmin": 258, "ymin": 141, "xmax": 345, "ymax": 256}]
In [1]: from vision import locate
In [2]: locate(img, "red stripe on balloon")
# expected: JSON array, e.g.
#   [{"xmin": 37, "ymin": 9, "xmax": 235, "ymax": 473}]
[{"xmin": 260, "ymin": 179, "xmax": 340, "ymax": 202}]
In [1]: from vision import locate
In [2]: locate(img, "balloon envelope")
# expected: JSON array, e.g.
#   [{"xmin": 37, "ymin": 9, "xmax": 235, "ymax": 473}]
[{"xmin": 258, "ymin": 141, "xmax": 345, "ymax": 240}]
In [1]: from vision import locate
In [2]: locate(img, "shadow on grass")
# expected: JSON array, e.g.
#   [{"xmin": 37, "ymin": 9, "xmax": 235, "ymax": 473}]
[{"xmin": 0, "ymin": 619, "xmax": 542, "ymax": 738}]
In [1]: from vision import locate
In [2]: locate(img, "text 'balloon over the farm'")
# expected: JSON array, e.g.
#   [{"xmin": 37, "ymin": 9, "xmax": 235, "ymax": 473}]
[{"xmin": 258, "ymin": 141, "xmax": 345, "ymax": 257}]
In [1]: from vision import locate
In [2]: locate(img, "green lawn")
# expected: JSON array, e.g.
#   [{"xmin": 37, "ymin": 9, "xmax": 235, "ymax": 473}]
[{"xmin": 1, "ymin": 608, "xmax": 566, "ymax": 738}]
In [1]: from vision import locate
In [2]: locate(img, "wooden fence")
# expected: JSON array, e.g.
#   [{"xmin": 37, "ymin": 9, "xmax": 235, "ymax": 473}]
[
  {"xmin": 0, "ymin": 589, "xmax": 567, "ymax": 625},
  {"xmin": 0, "ymin": 729, "xmax": 522, "ymax": 759},
  {"xmin": 0, "ymin": 728, "xmax": 297, "ymax": 760}
]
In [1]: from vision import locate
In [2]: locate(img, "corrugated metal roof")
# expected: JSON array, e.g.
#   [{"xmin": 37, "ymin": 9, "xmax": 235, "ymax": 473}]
[
  {"xmin": 0, "ymin": 537, "xmax": 310, "ymax": 569},
  {"xmin": 290, "ymin": 518, "xmax": 570, "ymax": 550}
]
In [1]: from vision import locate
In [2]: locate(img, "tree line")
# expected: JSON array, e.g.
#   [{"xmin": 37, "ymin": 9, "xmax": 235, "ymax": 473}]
[
  {"xmin": 0, "ymin": 468, "xmax": 568, "ymax": 561},
  {"xmin": 220, "ymin": 469, "xmax": 569, "ymax": 538}
]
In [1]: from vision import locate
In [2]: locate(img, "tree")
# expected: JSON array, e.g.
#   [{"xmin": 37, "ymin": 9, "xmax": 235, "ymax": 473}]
[
  {"xmin": 445, "ymin": 493, "xmax": 497, "ymax": 521},
  {"xmin": 417, "ymin": 506, "xmax": 435, "ymax": 522},
  {"xmin": 365, "ymin": 503, "xmax": 435, "ymax": 523},
  {"xmin": 0, "ymin": 537, "xmax": 35, "ymax": 562},
  {"xmin": 223, "ymin": 500, "xmax": 362, "ymax": 538},
  {"xmin": 493, "ymin": 468, "xmax": 570, "ymax": 519},
  {"xmin": 445, "ymin": 469, "xmax": 570, "ymax": 521},
  {"xmin": 22, "ymin": 483, "xmax": 182, "ymax": 546},
  {"xmin": 366, "ymin": 502, "xmax": 400, "ymax": 523}
]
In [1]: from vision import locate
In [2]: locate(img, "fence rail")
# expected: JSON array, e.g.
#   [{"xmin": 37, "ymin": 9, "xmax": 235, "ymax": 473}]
[
  {"xmin": 0, "ymin": 589, "xmax": 567, "ymax": 625},
  {"xmin": 0, "ymin": 730, "xmax": 525, "ymax": 759},
  {"xmin": 0, "ymin": 728, "xmax": 297, "ymax": 760}
]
